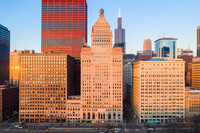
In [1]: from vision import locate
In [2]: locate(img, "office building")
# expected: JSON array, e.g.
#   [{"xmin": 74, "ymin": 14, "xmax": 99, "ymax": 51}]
[
  {"xmin": 67, "ymin": 96, "xmax": 81, "ymax": 123},
  {"xmin": 0, "ymin": 24, "xmax": 10, "ymax": 81},
  {"xmin": 133, "ymin": 59, "xmax": 185, "ymax": 123},
  {"xmin": 123, "ymin": 62, "xmax": 132, "ymax": 101},
  {"xmin": 41, "ymin": 0, "xmax": 87, "ymax": 96},
  {"xmin": 191, "ymin": 58, "xmax": 200, "ymax": 89},
  {"xmin": 114, "ymin": 8, "xmax": 126, "ymax": 54},
  {"xmin": 80, "ymin": 9, "xmax": 123, "ymax": 123},
  {"xmin": 19, "ymin": 52, "xmax": 75, "ymax": 123},
  {"xmin": 0, "ymin": 85, "xmax": 19, "ymax": 122},
  {"xmin": 185, "ymin": 87, "xmax": 200, "ymax": 118},
  {"xmin": 197, "ymin": 26, "xmax": 200, "ymax": 57},
  {"xmin": 155, "ymin": 38, "xmax": 177, "ymax": 59},
  {"xmin": 41, "ymin": 0, "xmax": 87, "ymax": 58},
  {"xmin": 10, "ymin": 50, "xmax": 35, "ymax": 86}
]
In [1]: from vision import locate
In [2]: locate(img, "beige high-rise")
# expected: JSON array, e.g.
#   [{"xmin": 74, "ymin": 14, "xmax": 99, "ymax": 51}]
[
  {"xmin": 80, "ymin": 9, "xmax": 123, "ymax": 123},
  {"xmin": 133, "ymin": 59, "xmax": 185, "ymax": 123}
]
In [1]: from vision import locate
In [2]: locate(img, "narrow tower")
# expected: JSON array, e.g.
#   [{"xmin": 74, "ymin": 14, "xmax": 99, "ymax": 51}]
[
  {"xmin": 197, "ymin": 26, "xmax": 200, "ymax": 57},
  {"xmin": 81, "ymin": 9, "xmax": 123, "ymax": 123},
  {"xmin": 114, "ymin": 8, "xmax": 126, "ymax": 54}
]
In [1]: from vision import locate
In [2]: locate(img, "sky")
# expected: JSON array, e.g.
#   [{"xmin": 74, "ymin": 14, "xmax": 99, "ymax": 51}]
[{"xmin": 0, "ymin": 0, "xmax": 200, "ymax": 55}]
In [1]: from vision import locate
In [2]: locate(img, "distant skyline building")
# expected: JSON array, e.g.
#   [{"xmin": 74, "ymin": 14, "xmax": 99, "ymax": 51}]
[
  {"xmin": 197, "ymin": 26, "xmax": 200, "ymax": 57},
  {"xmin": 155, "ymin": 38, "xmax": 177, "ymax": 59},
  {"xmin": 0, "ymin": 24, "xmax": 10, "ymax": 81},
  {"xmin": 177, "ymin": 48, "xmax": 183, "ymax": 56},
  {"xmin": 114, "ymin": 8, "xmax": 126, "ymax": 54},
  {"xmin": 143, "ymin": 39, "xmax": 152, "ymax": 51},
  {"xmin": 41, "ymin": 0, "xmax": 87, "ymax": 58},
  {"xmin": 183, "ymin": 49, "xmax": 194, "ymax": 56},
  {"xmin": 133, "ymin": 59, "xmax": 185, "ymax": 123},
  {"xmin": 80, "ymin": 9, "xmax": 123, "ymax": 123}
]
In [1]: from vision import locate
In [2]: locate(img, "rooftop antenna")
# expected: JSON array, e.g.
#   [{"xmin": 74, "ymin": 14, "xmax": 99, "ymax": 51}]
[{"xmin": 118, "ymin": 8, "xmax": 121, "ymax": 18}]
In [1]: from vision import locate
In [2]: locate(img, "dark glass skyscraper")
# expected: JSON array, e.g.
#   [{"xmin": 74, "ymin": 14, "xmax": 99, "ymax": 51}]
[
  {"xmin": 114, "ymin": 9, "xmax": 126, "ymax": 54},
  {"xmin": 0, "ymin": 24, "xmax": 10, "ymax": 81},
  {"xmin": 41, "ymin": 0, "xmax": 87, "ymax": 58}
]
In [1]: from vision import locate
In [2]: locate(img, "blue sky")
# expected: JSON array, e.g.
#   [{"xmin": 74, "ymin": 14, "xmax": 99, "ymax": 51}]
[{"xmin": 0, "ymin": 0, "xmax": 200, "ymax": 55}]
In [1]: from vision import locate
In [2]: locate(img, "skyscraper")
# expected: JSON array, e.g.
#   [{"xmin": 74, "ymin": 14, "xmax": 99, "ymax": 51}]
[
  {"xmin": 80, "ymin": 9, "xmax": 123, "ymax": 123},
  {"xmin": 41, "ymin": 0, "xmax": 87, "ymax": 58},
  {"xmin": 0, "ymin": 24, "xmax": 10, "ymax": 81},
  {"xmin": 114, "ymin": 8, "xmax": 126, "ymax": 54},
  {"xmin": 155, "ymin": 37, "xmax": 177, "ymax": 59},
  {"xmin": 197, "ymin": 26, "xmax": 200, "ymax": 57}
]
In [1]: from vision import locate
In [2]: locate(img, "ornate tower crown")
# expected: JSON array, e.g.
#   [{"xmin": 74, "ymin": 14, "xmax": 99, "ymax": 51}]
[{"xmin": 100, "ymin": 8, "xmax": 104, "ymax": 15}]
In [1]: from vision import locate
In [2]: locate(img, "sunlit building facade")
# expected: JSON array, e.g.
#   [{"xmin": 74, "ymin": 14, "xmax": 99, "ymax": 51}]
[
  {"xmin": 67, "ymin": 96, "xmax": 81, "ymax": 123},
  {"xmin": 80, "ymin": 9, "xmax": 123, "ymax": 123},
  {"xmin": 191, "ymin": 58, "xmax": 200, "ymax": 89},
  {"xmin": 133, "ymin": 59, "xmax": 185, "ymax": 123},
  {"xmin": 185, "ymin": 87, "xmax": 200, "ymax": 118},
  {"xmin": 10, "ymin": 50, "xmax": 35, "ymax": 86},
  {"xmin": 19, "ymin": 52, "xmax": 75, "ymax": 123}
]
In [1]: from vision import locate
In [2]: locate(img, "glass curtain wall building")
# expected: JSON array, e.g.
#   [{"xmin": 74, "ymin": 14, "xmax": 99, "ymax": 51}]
[
  {"xmin": 0, "ymin": 24, "xmax": 10, "ymax": 81},
  {"xmin": 155, "ymin": 38, "xmax": 177, "ymax": 59},
  {"xmin": 41, "ymin": 0, "xmax": 87, "ymax": 58}
]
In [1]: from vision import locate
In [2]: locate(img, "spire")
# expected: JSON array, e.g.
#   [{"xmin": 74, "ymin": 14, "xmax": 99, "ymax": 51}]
[
  {"xmin": 100, "ymin": 8, "xmax": 104, "ymax": 15},
  {"xmin": 118, "ymin": 8, "xmax": 121, "ymax": 18}
]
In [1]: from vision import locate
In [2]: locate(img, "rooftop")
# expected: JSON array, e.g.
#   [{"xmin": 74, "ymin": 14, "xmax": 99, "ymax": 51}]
[
  {"xmin": 155, "ymin": 37, "xmax": 177, "ymax": 42},
  {"xmin": 0, "ymin": 24, "xmax": 9, "ymax": 30}
]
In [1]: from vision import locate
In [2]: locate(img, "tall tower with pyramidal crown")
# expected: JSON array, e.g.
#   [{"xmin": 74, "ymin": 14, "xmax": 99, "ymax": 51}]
[{"xmin": 80, "ymin": 9, "xmax": 123, "ymax": 123}]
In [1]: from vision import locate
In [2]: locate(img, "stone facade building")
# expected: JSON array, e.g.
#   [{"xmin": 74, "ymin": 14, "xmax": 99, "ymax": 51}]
[{"xmin": 80, "ymin": 9, "xmax": 123, "ymax": 123}]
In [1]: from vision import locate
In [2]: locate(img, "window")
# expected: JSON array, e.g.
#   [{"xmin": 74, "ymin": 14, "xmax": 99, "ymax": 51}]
[{"xmin": 108, "ymin": 113, "xmax": 111, "ymax": 119}]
